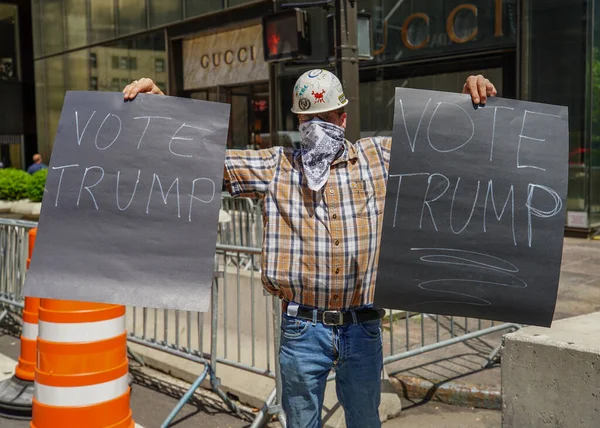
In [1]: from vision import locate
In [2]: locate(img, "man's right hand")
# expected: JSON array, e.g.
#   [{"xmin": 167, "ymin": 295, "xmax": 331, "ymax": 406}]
[{"xmin": 122, "ymin": 77, "xmax": 164, "ymax": 100}]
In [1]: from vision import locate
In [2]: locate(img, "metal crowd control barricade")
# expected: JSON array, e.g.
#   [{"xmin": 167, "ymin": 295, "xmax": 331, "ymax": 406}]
[
  {"xmin": 0, "ymin": 218, "xmax": 38, "ymax": 313},
  {"xmin": 219, "ymin": 193, "xmax": 263, "ymax": 271},
  {"xmin": 0, "ymin": 213, "xmax": 521, "ymax": 427},
  {"xmin": 125, "ymin": 243, "xmax": 287, "ymax": 427}
]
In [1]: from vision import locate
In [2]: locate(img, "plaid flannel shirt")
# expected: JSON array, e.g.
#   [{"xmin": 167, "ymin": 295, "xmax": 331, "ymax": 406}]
[{"xmin": 224, "ymin": 137, "xmax": 392, "ymax": 311}]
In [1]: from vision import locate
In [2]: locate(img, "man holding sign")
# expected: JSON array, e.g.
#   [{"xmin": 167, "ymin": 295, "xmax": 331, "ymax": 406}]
[{"xmin": 123, "ymin": 72, "xmax": 495, "ymax": 428}]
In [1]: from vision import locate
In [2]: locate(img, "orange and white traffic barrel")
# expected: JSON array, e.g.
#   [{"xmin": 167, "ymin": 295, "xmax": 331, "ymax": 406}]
[
  {"xmin": 15, "ymin": 228, "xmax": 40, "ymax": 382},
  {"xmin": 14, "ymin": 296, "xmax": 40, "ymax": 382},
  {"xmin": 31, "ymin": 299, "xmax": 134, "ymax": 428}
]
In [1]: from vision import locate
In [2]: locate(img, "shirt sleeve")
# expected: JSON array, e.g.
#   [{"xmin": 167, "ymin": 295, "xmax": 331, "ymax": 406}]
[
  {"xmin": 376, "ymin": 136, "xmax": 393, "ymax": 171},
  {"xmin": 223, "ymin": 147, "xmax": 282, "ymax": 198}
]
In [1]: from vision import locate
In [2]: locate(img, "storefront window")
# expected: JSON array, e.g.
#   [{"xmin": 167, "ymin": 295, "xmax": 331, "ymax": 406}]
[
  {"xmin": 65, "ymin": 0, "xmax": 88, "ymax": 49},
  {"xmin": 185, "ymin": 0, "xmax": 222, "ymax": 18},
  {"xmin": 119, "ymin": 0, "xmax": 147, "ymax": 36},
  {"xmin": 90, "ymin": 0, "xmax": 116, "ymax": 43},
  {"xmin": 149, "ymin": 0, "xmax": 182, "ymax": 27},
  {"xmin": 521, "ymin": 0, "xmax": 589, "ymax": 226}
]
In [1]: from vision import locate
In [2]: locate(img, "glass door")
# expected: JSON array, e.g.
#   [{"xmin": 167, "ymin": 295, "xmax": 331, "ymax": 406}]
[{"xmin": 188, "ymin": 82, "xmax": 271, "ymax": 150}]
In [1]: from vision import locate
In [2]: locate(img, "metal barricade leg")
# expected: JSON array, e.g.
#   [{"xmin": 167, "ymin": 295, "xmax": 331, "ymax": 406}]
[
  {"xmin": 272, "ymin": 298, "xmax": 287, "ymax": 427},
  {"xmin": 160, "ymin": 365, "xmax": 210, "ymax": 428},
  {"xmin": 250, "ymin": 297, "xmax": 287, "ymax": 428},
  {"xmin": 159, "ymin": 274, "xmax": 239, "ymax": 427},
  {"xmin": 209, "ymin": 274, "xmax": 240, "ymax": 415},
  {"xmin": 127, "ymin": 346, "xmax": 145, "ymax": 367}
]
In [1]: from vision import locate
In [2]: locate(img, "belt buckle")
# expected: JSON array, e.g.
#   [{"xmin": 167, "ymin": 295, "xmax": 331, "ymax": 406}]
[{"xmin": 323, "ymin": 310, "xmax": 344, "ymax": 326}]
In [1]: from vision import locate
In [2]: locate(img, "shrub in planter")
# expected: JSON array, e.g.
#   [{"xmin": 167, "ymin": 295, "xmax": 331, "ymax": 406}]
[
  {"xmin": 0, "ymin": 168, "xmax": 31, "ymax": 201},
  {"xmin": 27, "ymin": 169, "xmax": 47, "ymax": 203}
]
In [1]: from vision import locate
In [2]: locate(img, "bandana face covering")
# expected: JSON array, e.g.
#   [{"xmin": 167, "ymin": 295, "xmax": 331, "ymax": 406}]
[{"xmin": 299, "ymin": 119, "xmax": 345, "ymax": 191}]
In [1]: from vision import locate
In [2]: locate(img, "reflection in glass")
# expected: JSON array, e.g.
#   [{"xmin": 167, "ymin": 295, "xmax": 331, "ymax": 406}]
[
  {"xmin": 65, "ymin": 0, "xmax": 88, "ymax": 49},
  {"xmin": 66, "ymin": 50, "xmax": 90, "ymax": 91},
  {"xmin": 357, "ymin": 0, "xmax": 517, "ymax": 63},
  {"xmin": 40, "ymin": 0, "xmax": 64, "ymax": 56},
  {"xmin": 0, "ymin": 4, "xmax": 19, "ymax": 82},
  {"xmin": 521, "ymin": 0, "xmax": 587, "ymax": 223},
  {"xmin": 34, "ymin": 60, "xmax": 48, "ymax": 159},
  {"xmin": 0, "ymin": 3, "xmax": 23, "ymax": 168},
  {"xmin": 31, "ymin": 0, "xmax": 42, "ymax": 58},
  {"xmin": 591, "ymin": 2, "xmax": 600, "ymax": 225},
  {"xmin": 90, "ymin": 0, "xmax": 116, "ymax": 43},
  {"xmin": 118, "ymin": 0, "xmax": 147, "ymax": 36},
  {"xmin": 229, "ymin": 0, "xmax": 253, "ymax": 7},
  {"xmin": 91, "ymin": 32, "xmax": 167, "ymax": 94},
  {"xmin": 42, "ymin": 56, "xmax": 66, "ymax": 157},
  {"xmin": 359, "ymin": 68, "xmax": 503, "ymax": 138},
  {"xmin": 149, "ymin": 0, "xmax": 182, "ymax": 27},
  {"xmin": 185, "ymin": 0, "xmax": 222, "ymax": 18}
]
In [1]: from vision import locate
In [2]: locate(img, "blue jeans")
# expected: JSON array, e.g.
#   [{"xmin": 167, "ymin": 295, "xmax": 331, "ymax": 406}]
[{"xmin": 279, "ymin": 312, "xmax": 383, "ymax": 428}]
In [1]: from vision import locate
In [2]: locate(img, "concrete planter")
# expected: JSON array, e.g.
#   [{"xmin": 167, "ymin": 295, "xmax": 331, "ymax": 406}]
[
  {"xmin": 0, "ymin": 200, "xmax": 20, "ymax": 213},
  {"xmin": 7, "ymin": 199, "xmax": 41, "ymax": 220}
]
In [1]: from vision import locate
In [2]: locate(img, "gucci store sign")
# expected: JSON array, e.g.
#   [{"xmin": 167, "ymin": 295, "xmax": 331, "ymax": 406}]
[{"xmin": 183, "ymin": 24, "xmax": 268, "ymax": 90}]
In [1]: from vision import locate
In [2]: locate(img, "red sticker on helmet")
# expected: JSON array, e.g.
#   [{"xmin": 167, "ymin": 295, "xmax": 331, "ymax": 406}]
[{"xmin": 312, "ymin": 90, "xmax": 326, "ymax": 103}]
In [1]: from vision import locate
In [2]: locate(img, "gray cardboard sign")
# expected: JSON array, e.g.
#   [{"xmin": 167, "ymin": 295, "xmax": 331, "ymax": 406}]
[
  {"xmin": 375, "ymin": 88, "xmax": 569, "ymax": 327},
  {"xmin": 23, "ymin": 91, "xmax": 230, "ymax": 312}
]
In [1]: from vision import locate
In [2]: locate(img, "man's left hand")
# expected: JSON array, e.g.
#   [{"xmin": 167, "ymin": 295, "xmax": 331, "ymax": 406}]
[{"xmin": 462, "ymin": 74, "xmax": 497, "ymax": 105}]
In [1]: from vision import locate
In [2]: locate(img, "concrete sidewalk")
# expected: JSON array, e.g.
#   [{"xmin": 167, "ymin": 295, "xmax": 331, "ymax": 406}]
[
  {"xmin": 0, "ymin": 236, "xmax": 596, "ymax": 426},
  {"xmin": 0, "ymin": 338, "xmax": 501, "ymax": 427},
  {"xmin": 386, "ymin": 399, "xmax": 500, "ymax": 428}
]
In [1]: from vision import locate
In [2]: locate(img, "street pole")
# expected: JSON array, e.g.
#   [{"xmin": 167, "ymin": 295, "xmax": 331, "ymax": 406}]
[
  {"xmin": 268, "ymin": 1, "xmax": 280, "ymax": 148},
  {"xmin": 334, "ymin": 0, "xmax": 360, "ymax": 143}
]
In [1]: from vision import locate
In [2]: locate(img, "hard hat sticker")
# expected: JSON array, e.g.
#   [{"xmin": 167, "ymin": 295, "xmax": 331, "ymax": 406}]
[
  {"xmin": 298, "ymin": 98, "xmax": 311, "ymax": 111},
  {"xmin": 297, "ymin": 84, "xmax": 308, "ymax": 97},
  {"xmin": 312, "ymin": 90, "xmax": 326, "ymax": 103},
  {"xmin": 308, "ymin": 69, "xmax": 324, "ymax": 78}
]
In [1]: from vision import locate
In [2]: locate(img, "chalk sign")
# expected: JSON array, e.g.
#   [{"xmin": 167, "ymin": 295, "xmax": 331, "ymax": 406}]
[
  {"xmin": 23, "ymin": 91, "xmax": 230, "ymax": 312},
  {"xmin": 374, "ymin": 88, "xmax": 568, "ymax": 327}
]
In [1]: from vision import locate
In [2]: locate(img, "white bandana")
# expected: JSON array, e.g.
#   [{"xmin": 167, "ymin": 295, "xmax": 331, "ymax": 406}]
[{"xmin": 299, "ymin": 119, "xmax": 345, "ymax": 191}]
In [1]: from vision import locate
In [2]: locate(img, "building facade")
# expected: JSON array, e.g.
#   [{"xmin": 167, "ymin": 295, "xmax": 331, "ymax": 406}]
[{"xmin": 26, "ymin": 0, "xmax": 600, "ymax": 233}]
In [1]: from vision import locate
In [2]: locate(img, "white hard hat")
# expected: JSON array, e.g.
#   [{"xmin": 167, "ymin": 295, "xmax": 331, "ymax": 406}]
[{"xmin": 291, "ymin": 69, "xmax": 349, "ymax": 115}]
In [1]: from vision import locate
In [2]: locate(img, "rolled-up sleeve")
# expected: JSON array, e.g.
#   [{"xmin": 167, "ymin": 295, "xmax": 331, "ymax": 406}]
[{"xmin": 223, "ymin": 147, "xmax": 282, "ymax": 198}]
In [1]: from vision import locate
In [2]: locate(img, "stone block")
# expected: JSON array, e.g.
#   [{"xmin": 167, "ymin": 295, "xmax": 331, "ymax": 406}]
[{"xmin": 502, "ymin": 312, "xmax": 600, "ymax": 428}]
